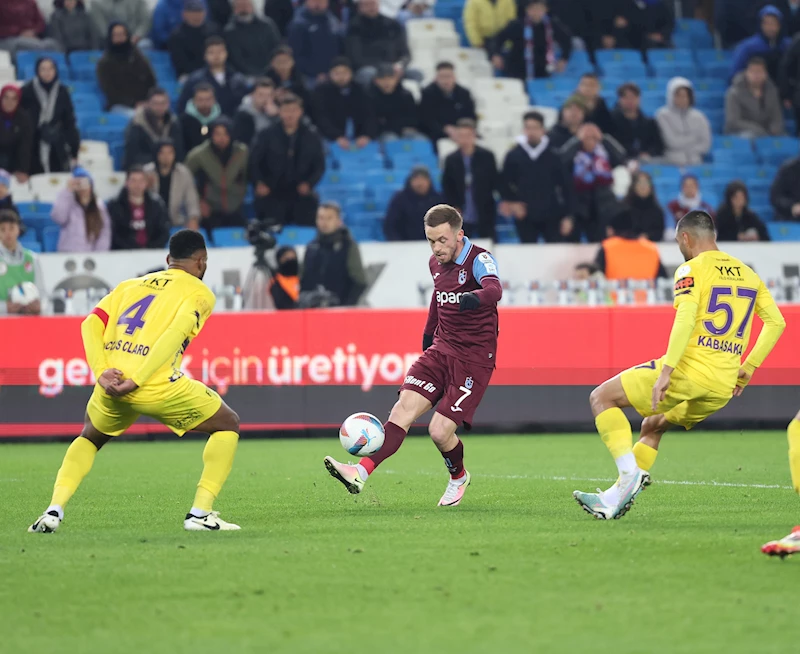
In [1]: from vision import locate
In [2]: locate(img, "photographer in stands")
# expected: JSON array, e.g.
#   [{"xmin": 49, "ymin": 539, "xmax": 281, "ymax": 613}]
[{"xmin": 269, "ymin": 245, "xmax": 300, "ymax": 309}]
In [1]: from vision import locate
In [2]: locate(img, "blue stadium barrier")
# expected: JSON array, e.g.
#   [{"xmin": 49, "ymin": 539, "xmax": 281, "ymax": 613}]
[
  {"xmin": 211, "ymin": 227, "xmax": 247, "ymax": 247},
  {"xmin": 42, "ymin": 226, "xmax": 60, "ymax": 253},
  {"xmin": 767, "ymin": 222, "xmax": 800, "ymax": 240},
  {"xmin": 276, "ymin": 226, "xmax": 317, "ymax": 246}
]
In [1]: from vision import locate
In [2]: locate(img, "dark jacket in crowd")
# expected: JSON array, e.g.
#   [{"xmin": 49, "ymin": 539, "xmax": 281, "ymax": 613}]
[
  {"xmin": 625, "ymin": 194, "xmax": 666, "ymax": 242},
  {"xmin": 767, "ymin": 0, "xmax": 800, "ymax": 38},
  {"xmin": 124, "ymin": 106, "xmax": 185, "ymax": 169},
  {"xmin": 384, "ymin": 178, "xmax": 446, "ymax": 241},
  {"xmin": 548, "ymin": 0, "xmax": 592, "ymax": 44},
  {"xmin": 715, "ymin": 205, "xmax": 771, "ymax": 241},
  {"xmin": 232, "ymin": 94, "xmax": 277, "ymax": 147},
  {"xmin": 584, "ymin": 97, "xmax": 614, "ymax": 135},
  {"xmin": 492, "ymin": 15, "xmax": 572, "ymax": 80},
  {"xmin": 301, "ymin": 226, "xmax": 367, "ymax": 306},
  {"xmin": 596, "ymin": 0, "xmax": 675, "ymax": 50},
  {"xmin": 609, "ymin": 105, "xmax": 664, "ymax": 159},
  {"xmin": 547, "ymin": 123, "xmax": 579, "ymax": 150},
  {"xmin": 250, "ymin": 121, "xmax": 325, "ymax": 188},
  {"xmin": 168, "ymin": 20, "xmax": 219, "ymax": 78},
  {"xmin": 207, "ymin": 0, "xmax": 232, "ymax": 30},
  {"xmin": 780, "ymin": 32, "xmax": 800, "ymax": 108},
  {"xmin": 770, "ymin": 155, "xmax": 800, "ymax": 220},
  {"xmin": 107, "ymin": 187, "xmax": 171, "ymax": 250},
  {"xmin": 0, "ymin": 102, "xmax": 34, "ymax": 175},
  {"xmin": 419, "ymin": 83, "xmax": 477, "ymax": 142},
  {"xmin": 50, "ymin": 4, "xmax": 101, "ymax": 52},
  {"xmin": 345, "ymin": 12, "xmax": 410, "ymax": 70},
  {"xmin": 266, "ymin": 66, "xmax": 313, "ymax": 116},
  {"xmin": 442, "ymin": 145, "xmax": 499, "ymax": 240},
  {"xmin": 287, "ymin": 6, "xmax": 343, "ymax": 80},
  {"xmin": 313, "ymin": 80, "xmax": 377, "ymax": 141},
  {"xmin": 96, "ymin": 24, "xmax": 157, "ymax": 109},
  {"xmin": 264, "ymin": 0, "xmax": 295, "ymax": 35},
  {"xmin": 369, "ymin": 81, "xmax": 418, "ymax": 136},
  {"xmin": 178, "ymin": 66, "xmax": 250, "ymax": 116},
  {"xmin": 224, "ymin": 14, "xmax": 282, "ymax": 77}
]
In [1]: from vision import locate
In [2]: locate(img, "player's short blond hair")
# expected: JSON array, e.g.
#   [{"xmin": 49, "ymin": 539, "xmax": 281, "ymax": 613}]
[{"xmin": 423, "ymin": 204, "xmax": 463, "ymax": 231}]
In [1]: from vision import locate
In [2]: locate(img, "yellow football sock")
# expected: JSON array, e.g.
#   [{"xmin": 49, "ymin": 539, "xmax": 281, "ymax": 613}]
[
  {"xmin": 193, "ymin": 431, "xmax": 239, "ymax": 512},
  {"xmin": 595, "ymin": 408, "xmax": 633, "ymax": 459},
  {"xmin": 50, "ymin": 437, "xmax": 98, "ymax": 508},
  {"xmin": 788, "ymin": 419, "xmax": 800, "ymax": 494},
  {"xmin": 633, "ymin": 442, "xmax": 658, "ymax": 471}
]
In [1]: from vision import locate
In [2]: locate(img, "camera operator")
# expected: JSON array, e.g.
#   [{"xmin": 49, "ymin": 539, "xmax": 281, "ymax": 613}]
[{"xmin": 269, "ymin": 245, "xmax": 300, "ymax": 309}]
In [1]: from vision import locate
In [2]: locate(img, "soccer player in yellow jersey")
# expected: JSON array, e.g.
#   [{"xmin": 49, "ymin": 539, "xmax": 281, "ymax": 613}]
[
  {"xmin": 28, "ymin": 230, "xmax": 242, "ymax": 533},
  {"xmin": 574, "ymin": 211, "xmax": 786, "ymax": 520},
  {"xmin": 761, "ymin": 413, "xmax": 800, "ymax": 557}
]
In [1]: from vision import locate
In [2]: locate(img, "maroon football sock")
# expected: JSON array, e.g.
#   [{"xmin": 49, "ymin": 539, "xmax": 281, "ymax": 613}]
[
  {"xmin": 442, "ymin": 439, "xmax": 465, "ymax": 479},
  {"xmin": 360, "ymin": 421, "xmax": 407, "ymax": 474}
]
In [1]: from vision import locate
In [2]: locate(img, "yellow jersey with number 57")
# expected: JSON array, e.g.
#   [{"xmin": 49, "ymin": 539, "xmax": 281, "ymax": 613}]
[
  {"xmin": 672, "ymin": 250, "xmax": 775, "ymax": 394},
  {"xmin": 91, "ymin": 268, "xmax": 215, "ymax": 388}
]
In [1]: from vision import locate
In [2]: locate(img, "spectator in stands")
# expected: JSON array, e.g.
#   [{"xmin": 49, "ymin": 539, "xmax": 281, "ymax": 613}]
[
  {"xmin": 0, "ymin": 85, "xmax": 33, "ymax": 183},
  {"xmin": 716, "ymin": 0, "xmax": 760, "ymax": 49},
  {"xmin": 726, "ymin": 57, "xmax": 785, "ymax": 136},
  {"xmin": 370, "ymin": 63, "xmax": 420, "ymax": 139},
  {"xmin": 233, "ymin": 78, "xmax": 279, "ymax": 146},
  {"xmin": 181, "ymin": 83, "xmax": 221, "ymax": 152},
  {"xmin": 345, "ymin": 0, "xmax": 414, "ymax": 84},
  {"xmin": 550, "ymin": 0, "xmax": 591, "ymax": 49},
  {"xmin": 124, "ymin": 87, "xmax": 185, "ymax": 169},
  {"xmin": 610, "ymin": 82, "xmax": 664, "ymax": 161},
  {"xmin": 90, "ymin": 0, "xmax": 151, "ymax": 47},
  {"xmin": 265, "ymin": 45, "xmax": 313, "ymax": 110},
  {"xmin": 716, "ymin": 180, "xmax": 771, "ymax": 241},
  {"xmin": 419, "ymin": 62, "xmax": 477, "ymax": 143},
  {"xmin": 250, "ymin": 95, "xmax": 325, "ymax": 226},
  {"xmin": 770, "ymin": 152, "xmax": 800, "ymax": 220},
  {"xmin": 224, "ymin": 0, "xmax": 281, "ymax": 78},
  {"xmin": 313, "ymin": 57, "xmax": 377, "ymax": 147},
  {"xmin": 397, "ymin": 0, "xmax": 436, "ymax": 24},
  {"xmin": 501, "ymin": 110, "xmax": 571, "ymax": 242},
  {"xmin": 594, "ymin": 209, "xmax": 667, "ymax": 284},
  {"xmin": 561, "ymin": 122, "xmax": 626, "ymax": 242},
  {"xmin": 178, "ymin": 36, "xmax": 250, "ymax": 116},
  {"xmin": 207, "ymin": 0, "xmax": 232, "ymax": 30},
  {"xmin": 656, "ymin": 77, "xmax": 712, "ymax": 165},
  {"xmin": 97, "ymin": 22, "xmax": 157, "ymax": 117},
  {"xmin": 264, "ymin": 0, "xmax": 296, "ymax": 35},
  {"xmin": 50, "ymin": 167, "xmax": 112, "ymax": 253},
  {"xmin": 442, "ymin": 118, "xmax": 498, "ymax": 239},
  {"xmin": 185, "ymin": 117, "xmax": 248, "ymax": 228},
  {"xmin": 384, "ymin": 166, "xmax": 445, "ymax": 241},
  {"xmin": 0, "ymin": 170, "xmax": 20, "ymax": 217},
  {"xmin": 269, "ymin": 245, "xmax": 300, "ymax": 309},
  {"xmin": 667, "ymin": 174, "xmax": 715, "ymax": 223},
  {"xmin": 781, "ymin": 33, "xmax": 800, "ymax": 134},
  {"xmin": 50, "ymin": 0, "xmax": 101, "ymax": 53},
  {"xmin": 302, "ymin": 201, "xmax": 366, "ymax": 306},
  {"xmin": 547, "ymin": 95, "xmax": 585, "ymax": 150},
  {"xmin": 573, "ymin": 74, "xmax": 613, "ymax": 135},
  {"xmin": 731, "ymin": 5, "xmax": 790, "ymax": 82},
  {"xmin": 168, "ymin": 0, "xmax": 219, "ymax": 80},
  {"xmin": 490, "ymin": 0, "xmax": 571, "ymax": 81},
  {"xmin": 463, "ymin": 0, "xmax": 516, "ymax": 49},
  {"xmin": 0, "ymin": 0, "xmax": 62, "ymax": 58},
  {"xmin": 596, "ymin": 0, "xmax": 674, "ymax": 51},
  {"xmin": 287, "ymin": 0, "xmax": 344, "ymax": 87},
  {"xmin": 153, "ymin": 0, "xmax": 200, "ymax": 49},
  {"xmin": 147, "ymin": 140, "xmax": 201, "ymax": 229},
  {"xmin": 0, "ymin": 209, "xmax": 43, "ymax": 315},
  {"xmin": 108, "ymin": 166, "xmax": 171, "ymax": 250},
  {"xmin": 770, "ymin": 0, "xmax": 800, "ymax": 38},
  {"xmin": 624, "ymin": 171, "xmax": 665, "ymax": 242},
  {"xmin": 20, "ymin": 57, "xmax": 79, "ymax": 175}
]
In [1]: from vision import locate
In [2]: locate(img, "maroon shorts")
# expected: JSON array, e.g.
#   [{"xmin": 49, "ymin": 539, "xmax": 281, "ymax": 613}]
[{"xmin": 400, "ymin": 349, "xmax": 494, "ymax": 430}]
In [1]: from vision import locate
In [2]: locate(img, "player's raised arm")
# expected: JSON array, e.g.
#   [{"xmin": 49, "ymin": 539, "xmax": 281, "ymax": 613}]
[
  {"xmin": 423, "ymin": 289, "xmax": 438, "ymax": 351},
  {"xmin": 459, "ymin": 251, "xmax": 502, "ymax": 312},
  {"xmin": 736, "ymin": 282, "xmax": 786, "ymax": 394}
]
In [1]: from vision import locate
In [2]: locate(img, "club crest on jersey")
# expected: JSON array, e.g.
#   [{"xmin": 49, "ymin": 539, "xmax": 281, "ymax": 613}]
[
  {"xmin": 458, "ymin": 269, "xmax": 467, "ymax": 285},
  {"xmin": 465, "ymin": 376, "xmax": 474, "ymax": 389}
]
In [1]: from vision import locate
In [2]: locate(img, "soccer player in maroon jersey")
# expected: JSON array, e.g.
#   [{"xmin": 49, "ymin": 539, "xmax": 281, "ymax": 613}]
[{"xmin": 324, "ymin": 204, "xmax": 502, "ymax": 506}]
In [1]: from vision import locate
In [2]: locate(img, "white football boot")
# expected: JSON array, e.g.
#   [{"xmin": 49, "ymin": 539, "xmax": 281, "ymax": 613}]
[
  {"xmin": 324, "ymin": 456, "xmax": 366, "ymax": 494},
  {"xmin": 184, "ymin": 511, "xmax": 241, "ymax": 531},
  {"xmin": 28, "ymin": 510, "xmax": 61, "ymax": 533},
  {"xmin": 438, "ymin": 470, "xmax": 471, "ymax": 506}
]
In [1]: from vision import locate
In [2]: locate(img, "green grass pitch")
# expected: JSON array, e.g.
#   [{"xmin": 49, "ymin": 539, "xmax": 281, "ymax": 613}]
[{"xmin": 1, "ymin": 432, "xmax": 798, "ymax": 654}]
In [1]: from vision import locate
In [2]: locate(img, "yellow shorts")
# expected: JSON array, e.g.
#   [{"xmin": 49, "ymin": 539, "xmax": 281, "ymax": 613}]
[
  {"xmin": 620, "ymin": 356, "xmax": 731, "ymax": 430},
  {"xmin": 87, "ymin": 376, "xmax": 223, "ymax": 437}
]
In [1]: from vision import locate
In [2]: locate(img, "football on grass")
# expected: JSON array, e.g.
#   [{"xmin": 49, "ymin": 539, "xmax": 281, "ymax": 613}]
[{"xmin": 340, "ymin": 413, "xmax": 385, "ymax": 456}]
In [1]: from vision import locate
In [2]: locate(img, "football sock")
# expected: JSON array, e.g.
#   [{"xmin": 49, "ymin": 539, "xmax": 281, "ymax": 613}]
[
  {"xmin": 633, "ymin": 441, "xmax": 658, "ymax": 471},
  {"xmin": 193, "ymin": 430, "xmax": 239, "ymax": 513},
  {"xmin": 360, "ymin": 421, "xmax": 407, "ymax": 475},
  {"xmin": 50, "ymin": 436, "xmax": 98, "ymax": 509},
  {"xmin": 442, "ymin": 438, "xmax": 465, "ymax": 479},
  {"xmin": 788, "ymin": 419, "xmax": 800, "ymax": 494},
  {"xmin": 596, "ymin": 408, "xmax": 637, "ymax": 476}
]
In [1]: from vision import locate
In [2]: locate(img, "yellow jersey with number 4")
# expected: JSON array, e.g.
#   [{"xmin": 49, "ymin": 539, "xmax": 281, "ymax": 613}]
[
  {"xmin": 90, "ymin": 269, "xmax": 215, "ymax": 388},
  {"xmin": 672, "ymin": 250, "xmax": 775, "ymax": 394}
]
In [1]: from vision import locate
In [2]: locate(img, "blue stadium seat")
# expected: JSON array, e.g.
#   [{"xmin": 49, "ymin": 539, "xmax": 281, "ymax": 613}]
[
  {"xmin": 695, "ymin": 49, "xmax": 732, "ymax": 77},
  {"xmin": 319, "ymin": 169, "xmax": 364, "ymax": 186},
  {"xmin": 42, "ymin": 225, "xmax": 60, "ymax": 252},
  {"xmin": 141, "ymin": 49, "xmax": 172, "ymax": 67},
  {"xmin": 647, "ymin": 49, "xmax": 693, "ymax": 64},
  {"xmin": 651, "ymin": 61, "xmax": 699, "ymax": 79},
  {"xmin": 65, "ymin": 80, "xmax": 103, "ymax": 99},
  {"xmin": 364, "ymin": 169, "xmax": 406, "ymax": 188},
  {"xmin": 705, "ymin": 108, "xmax": 725, "ymax": 134},
  {"xmin": 694, "ymin": 93, "xmax": 724, "ymax": 110},
  {"xmin": 19, "ymin": 232, "xmax": 42, "ymax": 252},
  {"xmin": 17, "ymin": 51, "xmax": 68, "ymax": 79},
  {"xmin": 767, "ymin": 222, "xmax": 800, "ymax": 240},
  {"xmin": 169, "ymin": 226, "xmax": 210, "ymax": 242},
  {"xmin": 596, "ymin": 49, "xmax": 643, "ymax": 65},
  {"xmin": 211, "ymin": 227, "xmax": 247, "ymax": 247},
  {"xmin": 693, "ymin": 79, "xmax": 727, "ymax": 94},
  {"xmin": 329, "ymin": 141, "xmax": 382, "ymax": 164},
  {"xmin": 318, "ymin": 183, "xmax": 367, "ymax": 206},
  {"xmin": 753, "ymin": 204, "xmax": 774, "ymax": 222},
  {"xmin": 384, "ymin": 139, "xmax": 434, "ymax": 159},
  {"xmin": 754, "ymin": 137, "xmax": 800, "ymax": 165},
  {"xmin": 276, "ymin": 226, "xmax": 317, "ymax": 246},
  {"xmin": 712, "ymin": 136, "xmax": 755, "ymax": 163},
  {"xmin": 640, "ymin": 164, "xmax": 682, "ymax": 182},
  {"xmin": 17, "ymin": 202, "xmax": 54, "ymax": 237},
  {"xmin": 737, "ymin": 165, "xmax": 778, "ymax": 188},
  {"xmin": 68, "ymin": 50, "xmax": 104, "ymax": 81},
  {"xmin": 72, "ymin": 93, "xmax": 103, "ymax": 113}
]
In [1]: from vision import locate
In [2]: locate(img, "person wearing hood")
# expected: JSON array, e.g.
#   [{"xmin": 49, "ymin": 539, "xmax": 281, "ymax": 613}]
[
  {"xmin": 345, "ymin": 0, "xmax": 412, "ymax": 84},
  {"xmin": 383, "ymin": 166, "xmax": 446, "ymax": 241},
  {"xmin": 655, "ymin": 77, "xmax": 712, "ymax": 165},
  {"xmin": 716, "ymin": 180, "xmax": 770, "ymax": 242},
  {"xmin": 168, "ymin": 0, "xmax": 220, "ymax": 79},
  {"xmin": 123, "ymin": 87, "xmax": 185, "ymax": 169},
  {"xmin": 50, "ymin": 167, "xmax": 112, "ymax": 253},
  {"xmin": 108, "ymin": 166, "xmax": 171, "ymax": 250},
  {"xmin": 177, "ymin": 35, "xmax": 250, "ymax": 116},
  {"xmin": 287, "ymin": 0, "xmax": 344, "ymax": 86},
  {"xmin": 249, "ymin": 94, "xmax": 325, "ymax": 227},
  {"xmin": 312, "ymin": 57, "xmax": 377, "ymax": 147},
  {"xmin": 269, "ymin": 245, "xmax": 301, "ymax": 310},
  {"xmin": 20, "ymin": 57, "xmax": 80, "ymax": 174},
  {"xmin": 302, "ymin": 202, "xmax": 366, "ymax": 306},
  {"xmin": 500, "ymin": 110, "xmax": 571, "ymax": 243},
  {"xmin": 50, "ymin": 0, "xmax": 102, "ymax": 53},
  {"xmin": 548, "ymin": 94, "xmax": 586, "ymax": 150},
  {"xmin": 731, "ymin": 5, "xmax": 791, "ymax": 82},
  {"xmin": 181, "ymin": 83, "xmax": 222, "ymax": 152},
  {"xmin": 609, "ymin": 82, "xmax": 664, "ymax": 161},
  {"xmin": 0, "ymin": 0, "xmax": 61, "ymax": 58},
  {"xmin": 0, "ymin": 85, "xmax": 34, "ymax": 183},
  {"xmin": 0, "ymin": 170, "xmax": 21, "ymax": 218},
  {"xmin": 666, "ymin": 174, "xmax": 716, "ymax": 224},
  {"xmin": 147, "ymin": 140, "xmax": 201, "ymax": 229},
  {"xmin": 224, "ymin": 0, "xmax": 282, "ymax": 78},
  {"xmin": 233, "ymin": 78, "xmax": 279, "ymax": 146},
  {"xmin": 97, "ymin": 22, "xmax": 157, "ymax": 117},
  {"xmin": 725, "ymin": 56, "xmax": 785, "ymax": 136},
  {"xmin": 266, "ymin": 45, "xmax": 314, "ymax": 112},
  {"xmin": 153, "ymin": 0, "xmax": 206, "ymax": 48},
  {"xmin": 370, "ymin": 63, "xmax": 420, "ymax": 139},
  {"xmin": 623, "ymin": 171, "xmax": 665, "ymax": 242},
  {"xmin": 442, "ymin": 118, "xmax": 498, "ymax": 239},
  {"xmin": 90, "ymin": 0, "xmax": 151, "ymax": 47},
  {"xmin": 185, "ymin": 117, "xmax": 249, "ymax": 229}
]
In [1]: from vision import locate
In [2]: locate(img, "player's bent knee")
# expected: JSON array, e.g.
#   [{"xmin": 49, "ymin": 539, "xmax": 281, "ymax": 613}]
[
  {"xmin": 642, "ymin": 414, "xmax": 669, "ymax": 435},
  {"xmin": 589, "ymin": 384, "xmax": 610, "ymax": 414}
]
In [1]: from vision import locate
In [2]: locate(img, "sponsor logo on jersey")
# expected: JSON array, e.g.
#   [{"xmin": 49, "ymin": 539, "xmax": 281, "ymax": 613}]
[
  {"xmin": 403, "ymin": 374, "xmax": 437, "ymax": 394},
  {"xmin": 676, "ymin": 264, "xmax": 691, "ymax": 277},
  {"xmin": 478, "ymin": 252, "xmax": 498, "ymax": 276},
  {"xmin": 674, "ymin": 277, "xmax": 694, "ymax": 291},
  {"xmin": 714, "ymin": 265, "xmax": 743, "ymax": 278},
  {"xmin": 458, "ymin": 269, "xmax": 467, "ymax": 285},
  {"xmin": 433, "ymin": 272, "xmax": 441, "ymax": 279},
  {"xmin": 436, "ymin": 290, "xmax": 466, "ymax": 305}
]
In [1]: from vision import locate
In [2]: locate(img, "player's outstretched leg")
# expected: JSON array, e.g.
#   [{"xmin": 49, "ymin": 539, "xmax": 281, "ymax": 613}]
[
  {"xmin": 324, "ymin": 390, "xmax": 431, "ymax": 495},
  {"xmin": 185, "ymin": 403, "xmax": 241, "ymax": 531},
  {"xmin": 428, "ymin": 412, "xmax": 470, "ymax": 507},
  {"xmin": 762, "ymin": 415, "xmax": 800, "ymax": 557},
  {"xmin": 28, "ymin": 416, "xmax": 111, "ymax": 533}
]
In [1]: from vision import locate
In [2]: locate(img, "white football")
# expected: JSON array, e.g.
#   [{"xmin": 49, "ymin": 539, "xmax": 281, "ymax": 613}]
[
  {"xmin": 339, "ymin": 412, "xmax": 385, "ymax": 457},
  {"xmin": 9, "ymin": 281, "xmax": 39, "ymax": 306}
]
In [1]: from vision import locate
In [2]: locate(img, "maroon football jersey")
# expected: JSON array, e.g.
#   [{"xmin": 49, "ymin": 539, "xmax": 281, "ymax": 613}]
[{"xmin": 425, "ymin": 238, "xmax": 500, "ymax": 369}]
